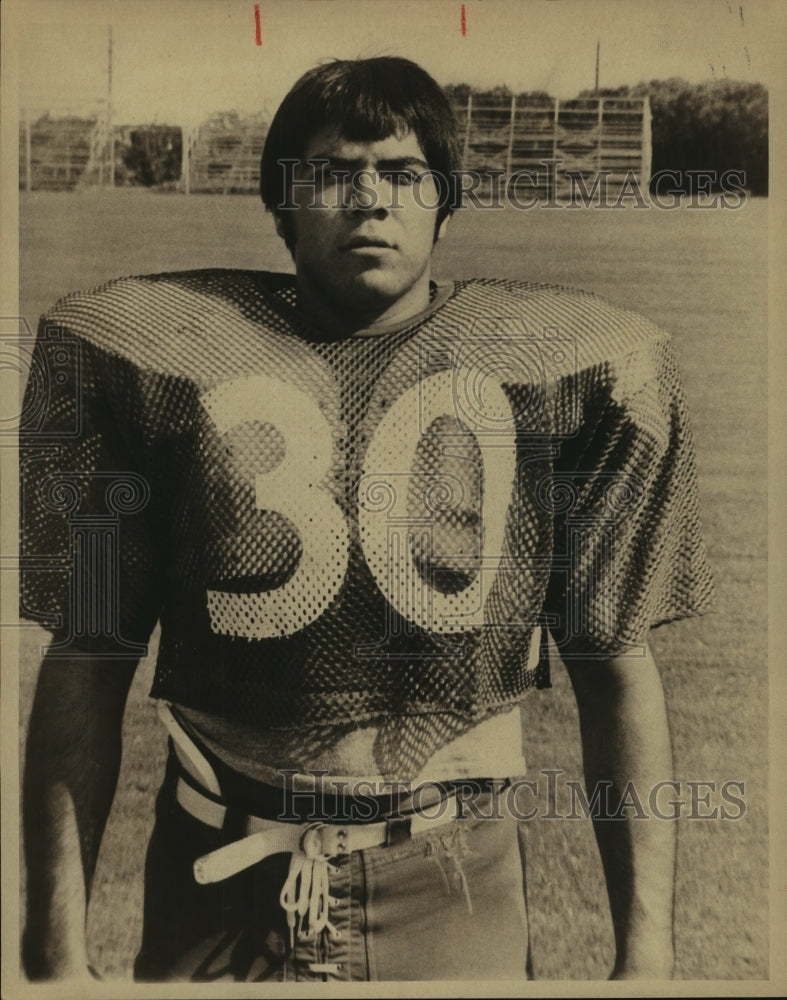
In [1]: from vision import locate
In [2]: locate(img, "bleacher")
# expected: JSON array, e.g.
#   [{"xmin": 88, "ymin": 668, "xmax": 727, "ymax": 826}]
[
  {"xmin": 19, "ymin": 96, "xmax": 651, "ymax": 200},
  {"xmin": 184, "ymin": 111, "xmax": 267, "ymax": 194},
  {"xmin": 455, "ymin": 96, "xmax": 651, "ymax": 200},
  {"xmin": 19, "ymin": 113, "xmax": 106, "ymax": 191}
]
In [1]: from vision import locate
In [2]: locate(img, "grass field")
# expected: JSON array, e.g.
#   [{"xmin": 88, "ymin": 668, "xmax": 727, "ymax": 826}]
[{"xmin": 17, "ymin": 189, "xmax": 768, "ymax": 981}]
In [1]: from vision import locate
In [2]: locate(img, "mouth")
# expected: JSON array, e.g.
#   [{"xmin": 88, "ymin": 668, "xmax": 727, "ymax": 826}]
[{"xmin": 342, "ymin": 237, "xmax": 396, "ymax": 252}]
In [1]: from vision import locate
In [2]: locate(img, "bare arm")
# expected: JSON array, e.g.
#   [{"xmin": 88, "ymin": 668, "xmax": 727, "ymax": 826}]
[
  {"xmin": 22, "ymin": 651, "xmax": 138, "ymax": 980},
  {"xmin": 565, "ymin": 641, "xmax": 676, "ymax": 979}
]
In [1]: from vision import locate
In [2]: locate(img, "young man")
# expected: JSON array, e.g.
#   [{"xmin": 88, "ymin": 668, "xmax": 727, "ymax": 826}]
[{"xmin": 20, "ymin": 57, "xmax": 714, "ymax": 983}]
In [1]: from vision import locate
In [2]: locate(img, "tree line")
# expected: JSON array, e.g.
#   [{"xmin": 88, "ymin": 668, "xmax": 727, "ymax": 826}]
[{"xmin": 627, "ymin": 78, "xmax": 767, "ymax": 197}]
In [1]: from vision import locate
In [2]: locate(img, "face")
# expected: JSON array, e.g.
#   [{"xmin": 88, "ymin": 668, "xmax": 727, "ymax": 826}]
[{"xmin": 276, "ymin": 127, "xmax": 450, "ymax": 331}]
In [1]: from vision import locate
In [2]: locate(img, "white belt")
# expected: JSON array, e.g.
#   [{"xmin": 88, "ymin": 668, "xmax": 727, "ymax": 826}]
[
  {"xmin": 177, "ymin": 775, "xmax": 460, "ymax": 945},
  {"xmin": 176, "ymin": 776, "xmax": 457, "ymax": 882}
]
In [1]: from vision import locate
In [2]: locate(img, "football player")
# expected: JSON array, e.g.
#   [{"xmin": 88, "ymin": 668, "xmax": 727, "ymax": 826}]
[{"xmin": 20, "ymin": 57, "xmax": 713, "ymax": 982}]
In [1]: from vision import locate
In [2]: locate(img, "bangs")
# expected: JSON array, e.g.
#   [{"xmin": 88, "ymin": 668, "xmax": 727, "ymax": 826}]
[
  {"xmin": 310, "ymin": 60, "xmax": 442, "ymax": 147},
  {"xmin": 320, "ymin": 108, "xmax": 414, "ymax": 145}
]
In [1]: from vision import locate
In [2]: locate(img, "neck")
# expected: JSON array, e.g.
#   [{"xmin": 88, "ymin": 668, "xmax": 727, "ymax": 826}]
[{"xmin": 295, "ymin": 272, "xmax": 433, "ymax": 335}]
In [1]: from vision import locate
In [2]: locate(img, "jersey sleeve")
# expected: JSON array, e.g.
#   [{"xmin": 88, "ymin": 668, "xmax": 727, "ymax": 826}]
[
  {"xmin": 19, "ymin": 317, "xmax": 162, "ymax": 656},
  {"xmin": 541, "ymin": 330, "xmax": 715, "ymax": 661}
]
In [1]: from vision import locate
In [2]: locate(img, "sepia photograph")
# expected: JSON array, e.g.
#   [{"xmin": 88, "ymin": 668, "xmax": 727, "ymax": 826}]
[{"xmin": 1, "ymin": 0, "xmax": 783, "ymax": 994}]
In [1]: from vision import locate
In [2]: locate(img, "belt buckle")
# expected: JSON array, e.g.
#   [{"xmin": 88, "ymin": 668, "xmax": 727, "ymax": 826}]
[{"xmin": 300, "ymin": 822, "xmax": 349, "ymax": 859}]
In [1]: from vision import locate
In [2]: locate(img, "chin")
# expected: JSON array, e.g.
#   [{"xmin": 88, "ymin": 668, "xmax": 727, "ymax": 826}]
[{"xmin": 345, "ymin": 270, "xmax": 407, "ymax": 305}]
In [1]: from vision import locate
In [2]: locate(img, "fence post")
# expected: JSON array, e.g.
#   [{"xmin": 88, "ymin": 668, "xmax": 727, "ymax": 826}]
[
  {"xmin": 181, "ymin": 126, "xmax": 191, "ymax": 195},
  {"xmin": 505, "ymin": 94, "xmax": 516, "ymax": 176},
  {"xmin": 25, "ymin": 108, "xmax": 32, "ymax": 192},
  {"xmin": 596, "ymin": 97, "xmax": 603, "ymax": 176},
  {"xmin": 462, "ymin": 93, "xmax": 472, "ymax": 167},
  {"xmin": 109, "ymin": 121, "xmax": 115, "ymax": 188},
  {"xmin": 641, "ymin": 97, "xmax": 652, "ymax": 190}
]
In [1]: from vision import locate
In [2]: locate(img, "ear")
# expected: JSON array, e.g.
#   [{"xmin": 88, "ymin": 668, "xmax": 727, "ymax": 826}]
[
  {"xmin": 435, "ymin": 214, "xmax": 451, "ymax": 244},
  {"xmin": 273, "ymin": 213, "xmax": 297, "ymax": 259}
]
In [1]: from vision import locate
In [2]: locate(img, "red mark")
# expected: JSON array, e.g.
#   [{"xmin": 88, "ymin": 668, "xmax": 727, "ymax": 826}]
[
  {"xmin": 460, "ymin": 3, "xmax": 467, "ymax": 35},
  {"xmin": 254, "ymin": 4, "xmax": 262, "ymax": 46}
]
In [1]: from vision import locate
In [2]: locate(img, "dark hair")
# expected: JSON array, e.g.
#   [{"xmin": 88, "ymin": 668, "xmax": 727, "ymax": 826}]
[{"xmin": 260, "ymin": 57, "xmax": 461, "ymax": 240}]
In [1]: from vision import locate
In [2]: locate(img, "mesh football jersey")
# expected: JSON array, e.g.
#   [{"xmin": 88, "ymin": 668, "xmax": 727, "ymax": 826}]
[{"xmin": 20, "ymin": 270, "xmax": 714, "ymax": 734}]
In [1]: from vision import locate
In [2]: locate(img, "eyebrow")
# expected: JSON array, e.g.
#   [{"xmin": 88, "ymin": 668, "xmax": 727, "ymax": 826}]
[{"xmin": 307, "ymin": 155, "xmax": 431, "ymax": 172}]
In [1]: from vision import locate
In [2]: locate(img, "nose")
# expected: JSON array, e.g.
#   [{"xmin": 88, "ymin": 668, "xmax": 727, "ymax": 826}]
[{"xmin": 349, "ymin": 170, "xmax": 390, "ymax": 216}]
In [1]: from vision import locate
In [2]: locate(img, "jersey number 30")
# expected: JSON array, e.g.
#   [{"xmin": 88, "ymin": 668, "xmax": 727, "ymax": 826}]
[{"xmin": 200, "ymin": 371, "xmax": 516, "ymax": 639}]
